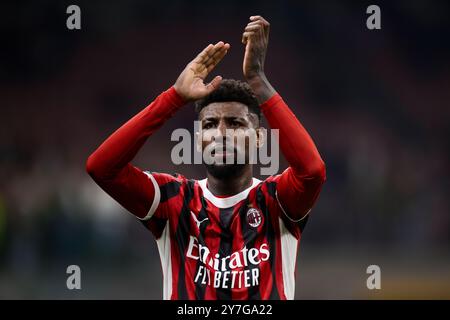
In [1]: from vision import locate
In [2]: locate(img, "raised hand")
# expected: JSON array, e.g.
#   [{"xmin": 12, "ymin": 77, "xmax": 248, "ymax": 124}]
[
  {"xmin": 242, "ymin": 16, "xmax": 275, "ymax": 104},
  {"xmin": 242, "ymin": 16, "xmax": 270, "ymax": 80},
  {"xmin": 174, "ymin": 41, "xmax": 230, "ymax": 102}
]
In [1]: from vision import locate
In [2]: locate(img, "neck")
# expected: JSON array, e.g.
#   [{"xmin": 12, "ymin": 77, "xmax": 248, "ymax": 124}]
[{"xmin": 206, "ymin": 165, "xmax": 253, "ymax": 197}]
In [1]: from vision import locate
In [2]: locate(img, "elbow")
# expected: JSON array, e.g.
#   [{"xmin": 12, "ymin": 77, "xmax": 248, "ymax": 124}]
[
  {"xmin": 85, "ymin": 153, "xmax": 101, "ymax": 180},
  {"xmin": 290, "ymin": 157, "xmax": 327, "ymax": 184},
  {"xmin": 86, "ymin": 152, "xmax": 118, "ymax": 182},
  {"xmin": 309, "ymin": 159, "xmax": 327, "ymax": 183},
  {"xmin": 291, "ymin": 158, "xmax": 326, "ymax": 184}
]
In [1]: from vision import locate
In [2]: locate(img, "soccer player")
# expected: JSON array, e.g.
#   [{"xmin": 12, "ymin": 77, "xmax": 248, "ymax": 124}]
[{"xmin": 86, "ymin": 16, "xmax": 326, "ymax": 300}]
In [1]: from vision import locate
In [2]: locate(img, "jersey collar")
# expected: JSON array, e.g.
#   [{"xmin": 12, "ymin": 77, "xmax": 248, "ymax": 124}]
[{"xmin": 198, "ymin": 178, "xmax": 262, "ymax": 208}]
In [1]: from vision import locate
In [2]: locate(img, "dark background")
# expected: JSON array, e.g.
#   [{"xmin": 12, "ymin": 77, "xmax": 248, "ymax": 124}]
[{"xmin": 0, "ymin": 0, "xmax": 449, "ymax": 299}]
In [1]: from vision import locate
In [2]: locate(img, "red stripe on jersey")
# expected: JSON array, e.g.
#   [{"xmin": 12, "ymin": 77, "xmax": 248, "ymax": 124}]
[{"xmin": 230, "ymin": 204, "xmax": 248, "ymax": 300}]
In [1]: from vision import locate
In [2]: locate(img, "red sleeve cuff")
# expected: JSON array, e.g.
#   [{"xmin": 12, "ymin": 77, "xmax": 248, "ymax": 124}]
[
  {"xmin": 166, "ymin": 86, "xmax": 187, "ymax": 108},
  {"xmin": 259, "ymin": 93, "xmax": 283, "ymax": 110}
]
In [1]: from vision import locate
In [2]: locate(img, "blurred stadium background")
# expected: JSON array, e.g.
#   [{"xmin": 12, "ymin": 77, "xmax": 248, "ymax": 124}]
[{"xmin": 0, "ymin": 0, "xmax": 449, "ymax": 299}]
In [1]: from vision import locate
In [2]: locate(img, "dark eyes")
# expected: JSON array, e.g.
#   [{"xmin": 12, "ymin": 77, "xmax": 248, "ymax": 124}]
[
  {"xmin": 203, "ymin": 121, "xmax": 244, "ymax": 129},
  {"xmin": 230, "ymin": 121, "xmax": 243, "ymax": 127}
]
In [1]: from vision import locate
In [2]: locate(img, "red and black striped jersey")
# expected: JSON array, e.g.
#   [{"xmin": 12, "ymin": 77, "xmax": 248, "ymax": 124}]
[
  {"xmin": 86, "ymin": 87, "xmax": 326, "ymax": 300},
  {"xmin": 141, "ymin": 172, "xmax": 309, "ymax": 300}
]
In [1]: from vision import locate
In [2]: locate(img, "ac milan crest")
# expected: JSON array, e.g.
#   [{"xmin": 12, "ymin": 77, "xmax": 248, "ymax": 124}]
[{"xmin": 246, "ymin": 207, "xmax": 263, "ymax": 228}]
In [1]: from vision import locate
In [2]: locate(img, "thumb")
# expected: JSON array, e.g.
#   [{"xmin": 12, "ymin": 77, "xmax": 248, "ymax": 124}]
[{"xmin": 205, "ymin": 75, "xmax": 222, "ymax": 93}]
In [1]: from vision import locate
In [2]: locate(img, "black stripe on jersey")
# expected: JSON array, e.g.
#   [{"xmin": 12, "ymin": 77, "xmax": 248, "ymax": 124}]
[
  {"xmin": 174, "ymin": 179, "xmax": 195, "ymax": 299},
  {"xmin": 159, "ymin": 181, "xmax": 181, "ymax": 203},
  {"xmin": 265, "ymin": 181, "xmax": 277, "ymax": 199},
  {"xmin": 194, "ymin": 196, "xmax": 209, "ymax": 300},
  {"xmin": 239, "ymin": 198, "xmax": 261, "ymax": 300},
  {"xmin": 256, "ymin": 185, "xmax": 280, "ymax": 300},
  {"xmin": 216, "ymin": 207, "xmax": 234, "ymax": 300}
]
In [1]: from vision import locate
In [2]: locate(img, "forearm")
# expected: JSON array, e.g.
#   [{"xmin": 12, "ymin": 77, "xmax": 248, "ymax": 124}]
[
  {"xmin": 86, "ymin": 86, "xmax": 185, "ymax": 179},
  {"xmin": 258, "ymin": 84, "xmax": 325, "ymax": 178},
  {"xmin": 246, "ymin": 73, "xmax": 276, "ymax": 105},
  {"xmin": 85, "ymin": 40, "xmax": 226, "ymax": 220},
  {"xmin": 259, "ymin": 82, "xmax": 326, "ymax": 221}
]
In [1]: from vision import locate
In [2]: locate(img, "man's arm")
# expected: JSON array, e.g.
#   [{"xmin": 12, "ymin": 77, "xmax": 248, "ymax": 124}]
[
  {"xmin": 243, "ymin": 16, "xmax": 326, "ymax": 221},
  {"xmin": 86, "ymin": 41, "xmax": 230, "ymax": 220}
]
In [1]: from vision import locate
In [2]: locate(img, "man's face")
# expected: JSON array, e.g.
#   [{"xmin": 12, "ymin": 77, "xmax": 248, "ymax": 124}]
[{"xmin": 197, "ymin": 101, "xmax": 262, "ymax": 178}]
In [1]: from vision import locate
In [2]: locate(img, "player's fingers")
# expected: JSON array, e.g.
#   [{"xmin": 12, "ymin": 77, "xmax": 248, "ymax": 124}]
[
  {"xmin": 247, "ymin": 20, "xmax": 263, "ymax": 25},
  {"xmin": 211, "ymin": 47, "xmax": 229, "ymax": 65},
  {"xmin": 206, "ymin": 42, "xmax": 228, "ymax": 63},
  {"xmin": 202, "ymin": 41, "xmax": 226, "ymax": 66},
  {"xmin": 249, "ymin": 16, "xmax": 270, "ymax": 33},
  {"xmin": 242, "ymin": 31, "xmax": 256, "ymax": 41},
  {"xmin": 244, "ymin": 22, "xmax": 263, "ymax": 36},
  {"xmin": 206, "ymin": 45, "xmax": 229, "ymax": 73},
  {"xmin": 194, "ymin": 41, "xmax": 225, "ymax": 65},
  {"xmin": 247, "ymin": 20, "xmax": 269, "ymax": 41},
  {"xmin": 259, "ymin": 17, "xmax": 270, "ymax": 27},
  {"xmin": 193, "ymin": 44, "xmax": 214, "ymax": 64},
  {"xmin": 246, "ymin": 21, "xmax": 264, "ymax": 28},
  {"xmin": 204, "ymin": 43, "xmax": 229, "ymax": 69},
  {"xmin": 242, "ymin": 32, "xmax": 255, "ymax": 44},
  {"xmin": 211, "ymin": 41, "xmax": 226, "ymax": 55},
  {"xmin": 205, "ymin": 75, "xmax": 223, "ymax": 93},
  {"xmin": 243, "ymin": 28, "xmax": 263, "ymax": 45},
  {"xmin": 194, "ymin": 43, "xmax": 214, "ymax": 63},
  {"xmin": 250, "ymin": 15, "xmax": 269, "ymax": 25},
  {"xmin": 249, "ymin": 15, "xmax": 262, "ymax": 21},
  {"xmin": 261, "ymin": 18, "xmax": 270, "ymax": 38},
  {"xmin": 194, "ymin": 42, "xmax": 226, "ymax": 73},
  {"xmin": 245, "ymin": 25, "xmax": 263, "ymax": 32}
]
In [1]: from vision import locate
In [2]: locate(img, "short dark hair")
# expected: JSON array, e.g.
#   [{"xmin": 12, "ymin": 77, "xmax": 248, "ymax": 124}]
[{"xmin": 194, "ymin": 79, "xmax": 261, "ymax": 122}]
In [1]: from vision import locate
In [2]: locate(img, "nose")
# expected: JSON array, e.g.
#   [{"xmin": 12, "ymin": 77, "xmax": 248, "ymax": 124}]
[
  {"xmin": 217, "ymin": 120, "xmax": 228, "ymax": 137},
  {"xmin": 213, "ymin": 122, "xmax": 233, "ymax": 146}
]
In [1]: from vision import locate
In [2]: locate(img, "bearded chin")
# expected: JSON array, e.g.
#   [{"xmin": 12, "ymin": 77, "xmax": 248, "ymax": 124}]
[{"xmin": 204, "ymin": 163, "xmax": 246, "ymax": 180}]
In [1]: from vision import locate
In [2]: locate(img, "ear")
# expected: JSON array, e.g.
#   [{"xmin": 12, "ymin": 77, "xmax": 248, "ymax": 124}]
[{"xmin": 256, "ymin": 127, "xmax": 266, "ymax": 148}]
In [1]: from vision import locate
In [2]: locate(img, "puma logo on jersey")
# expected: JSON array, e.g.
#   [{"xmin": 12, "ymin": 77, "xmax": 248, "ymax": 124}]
[{"xmin": 191, "ymin": 211, "xmax": 209, "ymax": 228}]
